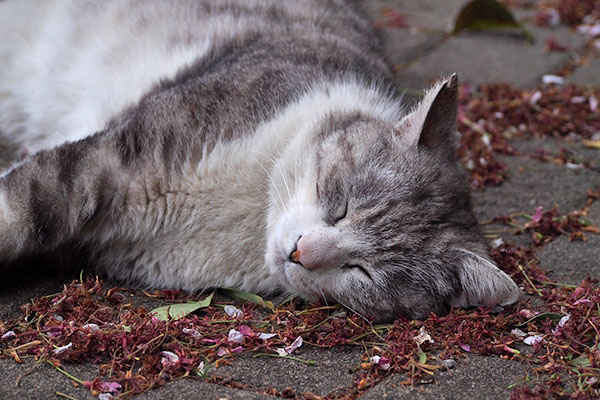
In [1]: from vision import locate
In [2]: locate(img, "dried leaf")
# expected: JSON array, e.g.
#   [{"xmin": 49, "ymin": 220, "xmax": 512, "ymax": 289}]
[
  {"xmin": 582, "ymin": 140, "xmax": 600, "ymax": 149},
  {"xmin": 150, "ymin": 292, "xmax": 213, "ymax": 321},
  {"xmin": 453, "ymin": 0, "xmax": 532, "ymax": 40},
  {"xmin": 219, "ymin": 288, "xmax": 274, "ymax": 309}
]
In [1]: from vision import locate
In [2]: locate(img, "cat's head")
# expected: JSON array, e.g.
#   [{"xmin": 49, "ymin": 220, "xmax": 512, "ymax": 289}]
[{"xmin": 265, "ymin": 75, "xmax": 520, "ymax": 321}]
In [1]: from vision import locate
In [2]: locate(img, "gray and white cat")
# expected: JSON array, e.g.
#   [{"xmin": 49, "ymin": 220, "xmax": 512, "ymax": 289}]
[{"xmin": 0, "ymin": 0, "xmax": 519, "ymax": 321}]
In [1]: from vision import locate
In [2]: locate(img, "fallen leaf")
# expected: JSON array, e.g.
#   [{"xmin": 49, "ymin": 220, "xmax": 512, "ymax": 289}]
[
  {"xmin": 150, "ymin": 292, "xmax": 214, "ymax": 321},
  {"xmin": 219, "ymin": 288, "xmax": 274, "ymax": 309},
  {"xmin": 582, "ymin": 140, "xmax": 600, "ymax": 149},
  {"xmin": 453, "ymin": 0, "xmax": 532, "ymax": 40}
]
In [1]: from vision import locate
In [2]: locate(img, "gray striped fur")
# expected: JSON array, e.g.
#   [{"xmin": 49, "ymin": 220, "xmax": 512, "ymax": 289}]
[{"xmin": 0, "ymin": 0, "xmax": 519, "ymax": 321}]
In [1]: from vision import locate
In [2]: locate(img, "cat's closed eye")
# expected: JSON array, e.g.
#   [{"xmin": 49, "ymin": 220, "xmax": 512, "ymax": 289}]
[
  {"xmin": 331, "ymin": 200, "xmax": 348, "ymax": 224},
  {"xmin": 342, "ymin": 263, "xmax": 372, "ymax": 281}
]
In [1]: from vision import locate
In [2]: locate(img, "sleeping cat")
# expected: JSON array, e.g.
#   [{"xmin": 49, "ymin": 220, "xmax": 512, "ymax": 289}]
[{"xmin": 0, "ymin": 0, "xmax": 520, "ymax": 321}]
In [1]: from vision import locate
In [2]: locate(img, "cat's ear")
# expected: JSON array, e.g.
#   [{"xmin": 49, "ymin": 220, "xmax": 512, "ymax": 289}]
[
  {"xmin": 450, "ymin": 249, "xmax": 521, "ymax": 309},
  {"xmin": 395, "ymin": 74, "xmax": 458, "ymax": 151}
]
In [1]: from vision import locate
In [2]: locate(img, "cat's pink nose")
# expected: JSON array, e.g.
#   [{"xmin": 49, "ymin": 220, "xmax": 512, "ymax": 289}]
[{"xmin": 290, "ymin": 232, "xmax": 343, "ymax": 271}]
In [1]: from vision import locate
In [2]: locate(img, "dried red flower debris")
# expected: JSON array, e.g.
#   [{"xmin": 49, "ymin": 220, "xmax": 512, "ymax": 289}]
[{"xmin": 457, "ymin": 83, "xmax": 600, "ymax": 188}]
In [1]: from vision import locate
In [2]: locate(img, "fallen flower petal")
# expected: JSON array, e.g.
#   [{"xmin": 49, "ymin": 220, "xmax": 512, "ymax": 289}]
[
  {"xmin": 275, "ymin": 348, "xmax": 288, "ymax": 356},
  {"xmin": 542, "ymin": 75, "xmax": 565, "ymax": 85},
  {"xmin": 529, "ymin": 90, "xmax": 542, "ymax": 104},
  {"xmin": 182, "ymin": 328, "xmax": 202, "ymax": 338},
  {"xmin": 258, "ymin": 333, "xmax": 277, "ymax": 340},
  {"xmin": 519, "ymin": 309, "xmax": 535, "ymax": 319},
  {"xmin": 558, "ymin": 315, "xmax": 570, "ymax": 328},
  {"xmin": 524, "ymin": 335, "xmax": 544, "ymax": 346},
  {"xmin": 227, "ymin": 329, "xmax": 244, "ymax": 344},
  {"xmin": 590, "ymin": 95, "xmax": 598, "ymax": 112},
  {"xmin": 231, "ymin": 346, "xmax": 244, "ymax": 353},
  {"xmin": 459, "ymin": 344, "xmax": 471, "ymax": 352},
  {"xmin": 224, "ymin": 305, "xmax": 243, "ymax": 318},
  {"xmin": 413, "ymin": 326, "xmax": 434, "ymax": 345},
  {"xmin": 511, "ymin": 328, "xmax": 527, "ymax": 337},
  {"xmin": 1, "ymin": 331, "xmax": 16, "ymax": 340},
  {"xmin": 284, "ymin": 336, "xmax": 303, "ymax": 354},
  {"xmin": 53, "ymin": 343, "xmax": 72, "ymax": 355},
  {"xmin": 217, "ymin": 348, "xmax": 228, "ymax": 357},
  {"xmin": 160, "ymin": 351, "xmax": 180, "ymax": 368},
  {"xmin": 100, "ymin": 382, "xmax": 122, "ymax": 395},
  {"xmin": 532, "ymin": 206, "xmax": 544, "ymax": 223},
  {"xmin": 238, "ymin": 325, "xmax": 255, "ymax": 337},
  {"xmin": 572, "ymin": 298, "xmax": 591, "ymax": 305},
  {"xmin": 82, "ymin": 323, "xmax": 100, "ymax": 331},
  {"xmin": 98, "ymin": 394, "xmax": 113, "ymax": 400}
]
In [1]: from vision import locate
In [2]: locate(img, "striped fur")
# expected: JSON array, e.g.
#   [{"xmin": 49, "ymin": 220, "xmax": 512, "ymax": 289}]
[{"xmin": 0, "ymin": 0, "xmax": 519, "ymax": 321}]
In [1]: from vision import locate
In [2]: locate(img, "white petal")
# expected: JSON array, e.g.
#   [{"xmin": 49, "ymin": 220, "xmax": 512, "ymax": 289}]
[
  {"xmin": 227, "ymin": 329, "xmax": 244, "ymax": 344},
  {"xmin": 224, "ymin": 305, "xmax": 243, "ymax": 318},
  {"xmin": 53, "ymin": 342, "xmax": 72, "ymax": 355}
]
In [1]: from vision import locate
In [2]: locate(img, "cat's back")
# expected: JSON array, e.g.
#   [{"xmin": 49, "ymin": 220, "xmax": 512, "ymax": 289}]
[{"xmin": 0, "ymin": 0, "xmax": 380, "ymax": 154}]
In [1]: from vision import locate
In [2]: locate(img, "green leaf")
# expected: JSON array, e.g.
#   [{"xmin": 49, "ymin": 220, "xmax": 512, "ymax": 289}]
[
  {"xmin": 571, "ymin": 355, "xmax": 590, "ymax": 368},
  {"xmin": 150, "ymin": 291, "xmax": 214, "ymax": 321},
  {"xmin": 453, "ymin": 0, "xmax": 533, "ymax": 41},
  {"xmin": 418, "ymin": 352, "xmax": 427, "ymax": 364},
  {"xmin": 219, "ymin": 287, "xmax": 274, "ymax": 309},
  {"xmin": 517, "ymin": 312, "xmax": 565, "ymax": 327}
]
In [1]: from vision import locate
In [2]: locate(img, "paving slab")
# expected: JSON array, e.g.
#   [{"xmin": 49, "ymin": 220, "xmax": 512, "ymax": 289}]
[
  {"xmin": 0, "ymin": 358, "xmax": 98, "ymax": 400},
  {"xmin": 361, "ymin": 0, "xmax": 470, "ymax": 68},
  {"xmin": 208, "ymin": 347, "xmax": 363, "ymax": 397},
  {"xmin": 394, "ymin": 24, "xmax": 586, "ymax": 89},
  {"xmin": 360, "ymin": 356, "xmax": 527, "ymax": 400},
  {"xmin": 536, "ymin": 202, "xmax": 600, "ymax": 284},
  {"xmin": 1, "ymin": 1, "xmax": 600, "ymax": 399},
  {"xmin": 136, "ymin": 379, "xmax": 277, "ymax": 400},
  {"xmin": 566, "ymin": 57, "xmax": 600, "ymax": 87}
]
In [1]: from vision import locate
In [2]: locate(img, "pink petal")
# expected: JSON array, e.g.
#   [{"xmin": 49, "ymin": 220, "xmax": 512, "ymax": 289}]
[
  {"xmin": 217, "ymin": 347, "xmax": 228, "ymax": 357},
  {"xmin": 532, "ymin": 206, "xmax": 544, "ymax": 223},
  {"xmin": 524, "ymin": 335, "xmax": 543, "ymax": 346},
  {"xmin": 1, "ymin": 331, "xmax": 16, "ymax": 340},
  {"xmin": 99, "ymin": 382, "xmax": 122, "ymax": 395},
  {"xmin": 160, "ymin": 351, "xmax": 180, "ymax": 368},
  {"xmin": 284, "ymin": 336, "xmax": 303, "ymax": 354},
  {"xmin": 239, "ymin": 325, "xmax": 255, "ymax": 337},
  {"xmin": 231, "ymin": 346, "xmax": 244, "ymax": 353},
  {"xmin": 459, "ymin": 344, "xmax": 471, "ymax": 352},
  {"xmin": 182, "ymin": 328, "xmax": 202, "ymax": 338},
  {"xmin": 590, "ymin": 94, "xmax": 598, "ymax": 112},
  {"xmin": 227, "ymin": 329, "xmax": 244, "ymax": 344},
  {"xmin": 573, "ymin": 298, "xmax": 591, "ymax": 306}
]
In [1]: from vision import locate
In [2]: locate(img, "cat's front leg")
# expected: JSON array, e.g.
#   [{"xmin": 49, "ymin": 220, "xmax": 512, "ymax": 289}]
[{"xmin": 0, "ymin": 133, "xmax": 135, "ymax": 262}]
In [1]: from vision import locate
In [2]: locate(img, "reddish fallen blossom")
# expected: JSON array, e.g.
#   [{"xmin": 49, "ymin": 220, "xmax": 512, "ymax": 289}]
[
  {"xmin": 457, "ymin": 83, "xmax": 600, "ymax": 188},
  {"xmin": 544, "ymin": 37, "xmax": 569, "ymax": 52}
]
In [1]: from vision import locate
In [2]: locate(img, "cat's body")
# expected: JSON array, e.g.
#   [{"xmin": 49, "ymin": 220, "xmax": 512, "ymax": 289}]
[{"xmin": 0, "ymin": 0, "xmax": 520, "ymax": 321}]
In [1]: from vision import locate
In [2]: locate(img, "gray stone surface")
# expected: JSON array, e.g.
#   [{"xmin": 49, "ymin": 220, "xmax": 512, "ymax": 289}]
[
  {"xmin": 2, "ymin": 0, "xmax": 600, "ymax": 399},
  {"xmin": 208, "ymin": 347, "xmax": 363, "ymax": 396},
  {"xmin": 395, "ymin": 25, "xmax": 586, "ymax": 89},
  {"xmin": 136, "ymin": 379, "xmax": 278, "ymax": 400},
  {"xmin": 361, "ymin": 356, "xmax": 527, "ymax": 400},
  {"xmin": 536, "ymin": 202, "xmax": 600, "ymax": 284},
  {"xmin": 566, "ymin": 58, "xmax": 600, "ymax": 87}
]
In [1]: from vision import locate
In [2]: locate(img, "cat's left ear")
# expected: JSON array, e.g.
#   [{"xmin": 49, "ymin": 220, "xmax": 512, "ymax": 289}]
[
  {"xmin": 450, "ymin": 249, "xmax": 521, "ymax": 309},
  {"xmin": 395, "ymin": 74, "xmax": 458, "ymax": 151}
]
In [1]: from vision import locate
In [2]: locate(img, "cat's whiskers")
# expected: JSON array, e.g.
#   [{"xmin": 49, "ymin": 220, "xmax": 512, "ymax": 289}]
[
  {"xmin": 318, "ymin": 287, "xmax": 330, "ymax": 315},
  {"xmin": 293, "ymin": 151, "xmax": 302, "ymax": 214},
  {"xmin": 337, "ymin": 299, "xmax": 373, "ymax": 327},
  {"xmin": 252, "ymin": 155, "xmax": 285, "ymax": 213},
  {"xmin": 275, "ymin": 150, "xmax": 293, "ymax": 204}
]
